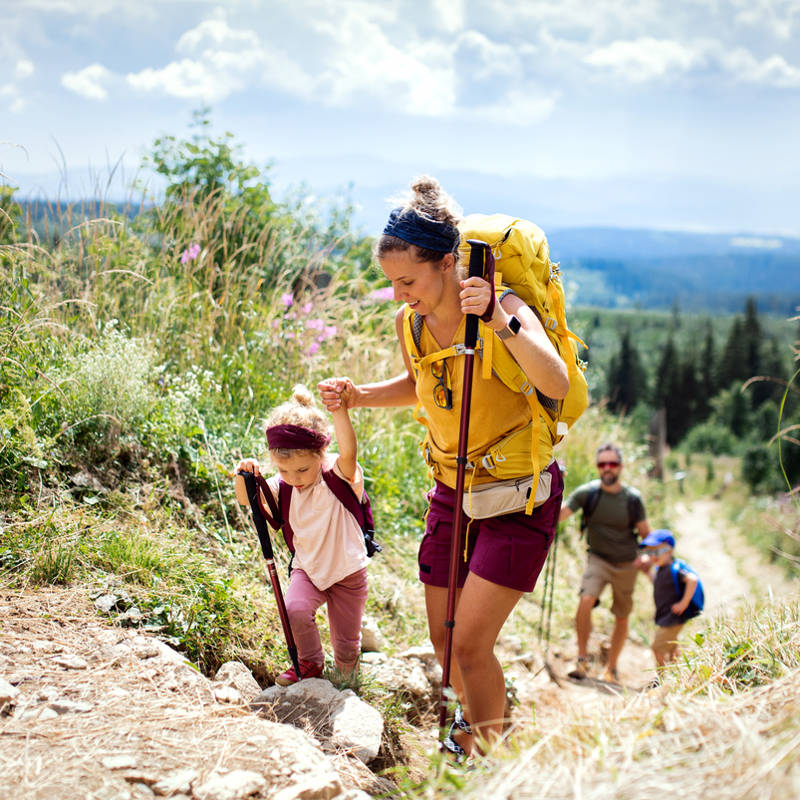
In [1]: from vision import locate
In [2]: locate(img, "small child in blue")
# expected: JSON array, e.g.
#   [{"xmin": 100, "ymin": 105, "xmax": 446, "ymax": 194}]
[{"xmin": 639, "ymin": 529, "xmax": 704, "ymax": 668}]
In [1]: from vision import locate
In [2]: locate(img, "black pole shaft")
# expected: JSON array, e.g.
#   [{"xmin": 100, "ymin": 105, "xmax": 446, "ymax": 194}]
[
  {"xmin": 240, "ymin": 471, "xmax": 302, "ymax": 679},
  {"xmin": 439, "ymin": 239, "xmax": 487, "ymax": 734}
]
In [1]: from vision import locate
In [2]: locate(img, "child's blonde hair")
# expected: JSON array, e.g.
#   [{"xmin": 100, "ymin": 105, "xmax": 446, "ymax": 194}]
[{"xmin": 265, "ymin": 384, "xmax": 331, "ymax": 458}]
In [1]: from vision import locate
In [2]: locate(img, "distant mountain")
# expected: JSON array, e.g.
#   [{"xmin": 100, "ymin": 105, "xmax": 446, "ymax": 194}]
[
  {"xmin": 547, "ymin": 227, "xmax": 800, "ymax": 313},
  {"xmin": 12, "ymin": 199, "xmax": 799, "ymax": 315}
]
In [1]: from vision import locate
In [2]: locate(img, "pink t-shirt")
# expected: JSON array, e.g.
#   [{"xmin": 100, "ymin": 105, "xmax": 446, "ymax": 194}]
[{"xmin": 265, "ymin": 453, "xmax": 368, "ymax": 591}]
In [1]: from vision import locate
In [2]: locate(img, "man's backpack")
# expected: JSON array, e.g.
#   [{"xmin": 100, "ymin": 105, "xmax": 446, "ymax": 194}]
[
  {"xmin": 669, "ymin": 558, "xmax": 704, "ymax": 619},
  {"xmin": 403, "ymin": 214, "xmax": 588, "ymax": 513},
  {"xmin": 255, "ymin": 470, "xmax": 381, "ymax": 558}
]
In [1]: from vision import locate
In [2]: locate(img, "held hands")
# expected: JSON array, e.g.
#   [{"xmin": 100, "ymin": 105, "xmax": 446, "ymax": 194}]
[
  {"xmin": 318, "ymin": 377, "xmax": 357, "ymax": 412},
  {"xmin": 671, "ymin": 601, "xmax": 689, "ymax": 615}
]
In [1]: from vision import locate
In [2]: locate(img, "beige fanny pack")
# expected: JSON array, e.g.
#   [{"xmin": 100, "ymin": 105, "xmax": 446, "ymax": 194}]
[{"xmin": 462, "ymin": 465, "xmax": 553, "ymax": 519}]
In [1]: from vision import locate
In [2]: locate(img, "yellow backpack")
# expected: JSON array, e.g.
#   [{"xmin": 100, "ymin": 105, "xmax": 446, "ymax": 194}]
[{"xmin": 403, "ymin": 213, "xmax": 589, "ymax": 514}]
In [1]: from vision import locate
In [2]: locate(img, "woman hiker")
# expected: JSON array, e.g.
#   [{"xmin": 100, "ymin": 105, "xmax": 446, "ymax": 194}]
[{"xmin": 319, "ymin": 176, "xmax": 568, "ymax": 757}]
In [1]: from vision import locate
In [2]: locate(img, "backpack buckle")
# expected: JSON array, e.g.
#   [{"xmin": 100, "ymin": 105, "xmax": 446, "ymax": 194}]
[{"xmin": 519, "ymin": 381, "xmax": 534, "ymax": 396}]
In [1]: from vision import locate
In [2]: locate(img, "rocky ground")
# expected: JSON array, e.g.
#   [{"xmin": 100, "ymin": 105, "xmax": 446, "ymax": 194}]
[{"xmin": 1, "ymin": 498, "xmax": 794, "ymax": 799}]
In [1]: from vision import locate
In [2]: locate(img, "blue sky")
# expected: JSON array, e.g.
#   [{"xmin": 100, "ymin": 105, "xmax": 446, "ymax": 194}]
[{"xmin": 2, "ymin": 0, "xmax": 799, "ymax": 235}]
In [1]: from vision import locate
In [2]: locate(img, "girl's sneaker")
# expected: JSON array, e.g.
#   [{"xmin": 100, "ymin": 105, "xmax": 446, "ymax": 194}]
[{"xmin": 275, "ymin": 660, "xmax": 323, "ymax": 686}]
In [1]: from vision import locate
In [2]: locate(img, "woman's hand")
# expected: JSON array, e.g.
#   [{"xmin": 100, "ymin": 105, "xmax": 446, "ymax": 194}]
[
  {"xmin": 235, "ymin": 458, "xmax": 261, "ymax": 477},
  {"xmin": 459, "ymin": 276, "xmax": 494, "ymax": 319},
  {"xmin": 318, "ymin": 377, "xmax": 358, "ymax": 411}
]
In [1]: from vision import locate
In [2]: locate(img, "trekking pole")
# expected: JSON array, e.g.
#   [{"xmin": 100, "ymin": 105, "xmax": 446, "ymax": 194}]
[
  {"xmin": 238, "ymin": 470, "xmax": 302, "ymax": 680},
  {"xmin": 439, "ymin": 239, "xmax": 488, "ymax": 735}
]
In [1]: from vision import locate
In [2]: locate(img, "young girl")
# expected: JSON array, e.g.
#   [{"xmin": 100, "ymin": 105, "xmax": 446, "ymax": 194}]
[
  {"xmin": 320, "ymin": 176, "xmax": 568, "ymax": 756},
  {"xmin": 236, "ymin": 383, "xmax": 368, "ymax": 685}
]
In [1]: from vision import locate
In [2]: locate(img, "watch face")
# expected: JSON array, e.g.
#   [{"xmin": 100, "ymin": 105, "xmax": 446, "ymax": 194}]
[{"xmin": 508, "ymin": 315, "xmax": 521, "ymax": 334}]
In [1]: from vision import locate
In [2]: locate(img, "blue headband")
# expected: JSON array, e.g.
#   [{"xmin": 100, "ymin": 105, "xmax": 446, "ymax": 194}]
[{"xmin": 382, "ymin": 207, "xmax": 460, "ymax": 254}]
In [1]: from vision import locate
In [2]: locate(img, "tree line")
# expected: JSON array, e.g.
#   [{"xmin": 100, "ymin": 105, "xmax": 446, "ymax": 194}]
[{"xmin": 602, "ymin": 298, "xmax": 799, "ymax": 493}]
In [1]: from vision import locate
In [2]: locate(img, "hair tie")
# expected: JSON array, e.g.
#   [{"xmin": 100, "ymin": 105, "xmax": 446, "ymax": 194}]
[
  {"xmin": 266, "ymin": 424, "xmax": 330, "ymax": 451},
  {"xmin": 382, "ymin": 207, "xmax": 459, "ymax": 254}
]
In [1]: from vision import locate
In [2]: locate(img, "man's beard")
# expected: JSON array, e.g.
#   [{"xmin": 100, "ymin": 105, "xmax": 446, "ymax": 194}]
[{"xmin": 600, "ymin": 471, "xmax": 618, "ymax": 487}]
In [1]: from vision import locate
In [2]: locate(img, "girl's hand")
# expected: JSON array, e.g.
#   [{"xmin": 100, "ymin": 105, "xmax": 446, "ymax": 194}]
[
  {"xmin": 318, "ymin": 377, "xmax": 357, "ymax": 411},
  {"xmin": 671, "ymin": 601, "xmax": 688, "ymax": 615},
  {"xmin": 459, "ymin": 276, "xmax": 493, "ymax": 318},
  {"xmin": 235, "ymin": 458, "xmax": 261, "ymax": 477}
]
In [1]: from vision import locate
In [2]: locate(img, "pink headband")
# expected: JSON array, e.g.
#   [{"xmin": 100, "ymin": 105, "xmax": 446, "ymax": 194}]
[{"xmin": 266, "ymin": 424, "xmax": 330, "ymax": 451}]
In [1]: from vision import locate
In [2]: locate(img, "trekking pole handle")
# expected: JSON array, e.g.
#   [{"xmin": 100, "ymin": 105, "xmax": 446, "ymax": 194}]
[
  {"xmin": 465, "ymin": 239, "xmax": 488, "ymax": 348},
  {"xmin": 239, "ymin": 470, "xmax": 275, "ymax": 560}
]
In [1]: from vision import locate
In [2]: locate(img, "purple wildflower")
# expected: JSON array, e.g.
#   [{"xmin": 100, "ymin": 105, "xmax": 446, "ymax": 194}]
[
  {"xmin": 281, "ymin": 292, "xmax": 294, "ymax": 308},
  {"xmin": 369, "ymin": 286, "xmax": 395, "ymax": 301}
]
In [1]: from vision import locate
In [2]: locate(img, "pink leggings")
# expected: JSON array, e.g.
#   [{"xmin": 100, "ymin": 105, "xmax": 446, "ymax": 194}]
[{"xmin": 285, "ymin": 567, "xmax": 368, "ymax": 671}]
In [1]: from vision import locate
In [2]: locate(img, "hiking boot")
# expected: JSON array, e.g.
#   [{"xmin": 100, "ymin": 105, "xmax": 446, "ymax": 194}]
[
  {"xmin": 601, "ymin": 666, "xmax": 619, "ymax": 684},
  {"xmin": 568, "ymin": 656, "xmax": 593, "ymax": 680},
  {"xmin": 275, "ymin": 660, "xmax": 323, "ymax": 686}
]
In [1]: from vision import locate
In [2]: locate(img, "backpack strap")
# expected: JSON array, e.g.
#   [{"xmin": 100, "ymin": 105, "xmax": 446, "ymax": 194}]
[
  {"xmin": 253, "ymin": 474, "xmax": 281, "ymax": 528},
  {"xmin": 580, "ymin": 485, "xmax": 602, "ymax": 532},
  {"xmin": 321, "ymin": 468, "xmax": 366, "ymax": 528},
  {"xmin": 278, "ymin": 481, "xmax": 296, "ymax": 554}
]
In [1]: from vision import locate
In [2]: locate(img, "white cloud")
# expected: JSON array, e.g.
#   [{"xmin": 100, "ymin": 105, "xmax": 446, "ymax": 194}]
[
  {"xmin": 732, "ymin": 0, "xmax": 799, "ymax": 40},
  {"xmin": 310, "ymin": 9, "xmax": 458, "ymax": 115},
  {"xmin": 176, "ymin": 15, "xmax": 260, "ymax": 54},
  {"xmin": 61, "ymin": 63, "xmax": 113, "ymax": 100},
  {"xmin": 584, "ymin": 37, "xmax": 702, "ymax": 82},
  {"xmin": 722, "ymin": 48, "xmax": 800, "ymax": 87},
  {"xmin": 15, "ymin": 59, "xmax": 35, "ymax": 79},
  {"xmin": 584, "ymin": 35, "xmax": 800, "ymax": 88},
  {"xmin": 127, "ymin": 13, "xmax": 313, "ymax": 103},
  {"xmin": 432, "ymin": 0, "xmax": 466, "ymax": 33}
]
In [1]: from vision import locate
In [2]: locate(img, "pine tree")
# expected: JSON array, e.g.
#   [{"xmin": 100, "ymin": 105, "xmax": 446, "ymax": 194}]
[
  {"xmin": 653, "ymin": 337, "xmax": 684, "ymax": 445},
  {"xmin": 717, "ymin": 317, "xmax": 748, "ymax": 389},
  {"xmin": 697, "ymin": 320, "xmax": 716, "ymax": 421},
  {"xmin": 606, "ymin": 329, "xmax": 647, "ymax": 413}
]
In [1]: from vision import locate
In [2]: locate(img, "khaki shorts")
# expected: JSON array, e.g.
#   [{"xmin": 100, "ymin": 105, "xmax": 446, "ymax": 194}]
[
  {"xmin": 652, "ymin": 623, "xmax": 684, "ymax": 661},
  {"xmin": 579, "ymin": 553, "xmax": 638, "ymax": 618}
]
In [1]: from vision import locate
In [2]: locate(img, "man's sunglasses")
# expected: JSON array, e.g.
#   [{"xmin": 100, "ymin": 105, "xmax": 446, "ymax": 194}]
[{"xmin": 597, "ymin": 461, "xmax": 621, "ymax": 469}]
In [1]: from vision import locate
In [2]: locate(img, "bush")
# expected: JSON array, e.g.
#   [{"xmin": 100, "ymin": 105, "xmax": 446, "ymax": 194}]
[{"xmin": 682, "ymin": 421, "xmax": 738, "ymax": 456}]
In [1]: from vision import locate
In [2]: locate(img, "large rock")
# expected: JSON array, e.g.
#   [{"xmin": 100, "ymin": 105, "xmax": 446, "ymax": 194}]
[
  {"xmin": 251, "ymin": 678, "xmax": 383, "ymax": 764},
  {"xmin": 360, "ymin": 652, "xmax": 432, "ymax": 700},
  {"xmin": 359, "ymin": 616, "xmax": 384, "ymax": 652},
  {"xmin": 271, "ymin": 773, "xmax": 343, "ymax": 800},
  {"xmin": 213, "ymin": 661, "xmax": 261, "ymax": 702},
  {"xmin": 193, "ymin": 769, "xmax": 266, "ymax": 800}
]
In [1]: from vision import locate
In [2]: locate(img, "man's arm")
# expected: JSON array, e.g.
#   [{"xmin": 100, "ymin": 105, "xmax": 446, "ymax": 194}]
[
  {"xmin": 558, "ymin": 505, "xmax": 574, "ymax": 523},
  {"xmin": 635, "ymin": 519, "xmax": 652, "ymax": 537}
]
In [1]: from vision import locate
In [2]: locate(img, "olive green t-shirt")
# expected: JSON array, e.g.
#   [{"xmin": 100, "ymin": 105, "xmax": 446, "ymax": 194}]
[{"xmin": 566, "ymin": 479, "xmax": 646, "ymax": 563}]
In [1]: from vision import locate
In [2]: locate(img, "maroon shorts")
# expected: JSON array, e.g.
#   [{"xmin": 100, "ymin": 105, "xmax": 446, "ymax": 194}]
[{"xmin": 418, "ymin": 461, "xmax": 563, "ymax": 593}]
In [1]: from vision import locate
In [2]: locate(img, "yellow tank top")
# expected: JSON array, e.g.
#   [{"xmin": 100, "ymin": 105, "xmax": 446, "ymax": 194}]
[{"xmin": 415, "ymin": 316, "xmax": 553, "ymax": 489}]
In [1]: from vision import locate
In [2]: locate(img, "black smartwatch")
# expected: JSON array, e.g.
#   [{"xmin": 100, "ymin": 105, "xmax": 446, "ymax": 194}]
[{"xmin": 496, "ymin": 315, "xmax": 521, "ymax": 340}]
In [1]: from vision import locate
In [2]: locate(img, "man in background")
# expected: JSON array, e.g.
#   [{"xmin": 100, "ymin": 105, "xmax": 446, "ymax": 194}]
[{"xmin": 559, "ymin": 443, "xmax": 652, "ymax": 682}]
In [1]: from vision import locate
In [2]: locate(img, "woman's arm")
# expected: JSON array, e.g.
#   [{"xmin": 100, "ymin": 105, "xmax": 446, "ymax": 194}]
[
  {"xmin": 459, "ymin": 278, "xmax": 570, "ymax": 399},
  {"xmin": 318, "ymin": 308, "xmax": 418, "ymax": 411}
]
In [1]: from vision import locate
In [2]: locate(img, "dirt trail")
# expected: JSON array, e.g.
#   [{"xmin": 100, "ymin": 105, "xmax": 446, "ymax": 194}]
[
  {"xmin": 505, "ymin": 496, "xmax": 798, "ymax": 736},
  {"xmin": 672, "ymin": 498, "xmax": 794, "ymax": 613}
]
